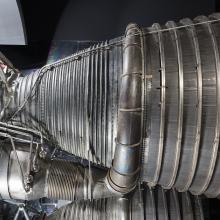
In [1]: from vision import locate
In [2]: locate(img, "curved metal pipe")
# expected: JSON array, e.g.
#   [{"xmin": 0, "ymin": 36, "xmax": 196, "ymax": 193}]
[
  {"xmin": 2, "ymin": 13, "xmax": 220, "ymax": 199},
  {"xmin": 0, "ymin": 147, "xmax": 114, "ymax": 201},
  {"xmin": 1, "ymin": 23, "xmax": 145, "ymax": 198},
  {"xmin": 107, "ymin": 23, "xmax": 144, "ymax": 194},
  {"xmin": 46, "ymin": 160, "xmax": 114, "ymax": 201}
]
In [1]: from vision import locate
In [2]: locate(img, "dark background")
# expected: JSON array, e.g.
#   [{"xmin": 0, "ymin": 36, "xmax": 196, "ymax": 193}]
[
  {"xmin": 0, "ymin": 0, "xmax": 217, "ymax": 69},
  {"xmin": 0, "ymin": 1, "xmax": 220, "ymax": 218}
]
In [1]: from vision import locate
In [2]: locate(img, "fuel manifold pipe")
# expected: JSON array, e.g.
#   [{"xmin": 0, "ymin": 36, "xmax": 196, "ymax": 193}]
[{"xmin": 106, "ymin": 23, "xmax": 144, "ymax": 194}]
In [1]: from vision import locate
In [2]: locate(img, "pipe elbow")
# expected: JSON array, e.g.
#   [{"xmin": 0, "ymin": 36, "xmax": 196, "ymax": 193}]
[{"xmin": 106, "ymin": 23, "xmax": 144, "ymax": 195}]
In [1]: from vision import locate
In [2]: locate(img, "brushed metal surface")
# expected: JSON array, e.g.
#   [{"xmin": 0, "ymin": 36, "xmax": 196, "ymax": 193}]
[
  {"xmin": 3, "ymin": 14, "xmax": 220, "ymax": 197},
  {"xmin": 45, "ymin": 186, "xmax": 207, "ymax": 220}
]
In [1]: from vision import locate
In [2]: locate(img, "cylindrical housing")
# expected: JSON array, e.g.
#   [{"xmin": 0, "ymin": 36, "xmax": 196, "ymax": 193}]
[
  {"xmin": 45, "ymin": 186, "xmax": 208, "ymax": 220},
  {"xmin": 0, "ymin": 147, "xmax": 46, "ymax": 200},
  {"xmin": 3, "ymin": 13, "xmax": 220, "ymax": 197},
  {"xmin": 0, "ymin": 147, "xmax": 110, "ymax": 201},
  {"xmin": 141, "ymin": 13, "xmax": 220, "ymax": 197},
  {"xmin": 8, "ymin": 41, "xmax": 122, "ymax": 168}
]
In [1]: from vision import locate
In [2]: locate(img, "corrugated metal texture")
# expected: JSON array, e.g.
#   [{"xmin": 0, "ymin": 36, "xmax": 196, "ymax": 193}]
[
  {"xmin": 45, "ymin": 197, "xmax": 129, "ymax": 220},
  {"xmin": 45, "ymin": 186, "xmax": 207, "ymax": 220},
  {"xmin": 11, "ymin": 38, "xmax": 123, "ymax": 168},
  {"xmin": 142, "ymin": 187, "xmax": 207, "ymax": 220},
  {"xmin": 46, "ymin": 160, "xmax": 85, "ymax": 201},
  {"xmin": 141, "ymin": 13, "xmax": 220, "ymax": 197},
  {"xmin": 7, "ymin": 13, "xmax": 220, "ymax": 197}
]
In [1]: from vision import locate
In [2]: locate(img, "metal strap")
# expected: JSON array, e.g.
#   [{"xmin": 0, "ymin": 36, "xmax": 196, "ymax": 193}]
[
  {"xmin": 178, "ymin": 18, "xmax": 203, "ymax": 192},
  {"xmin": 196, "ymin": 15, "xmax": 220, "ymax": 195},
  {"xmin": 150, "ymin": 23, "xmax": 166, "ymax": 187},
  {"xmin": 165, "ymin": 21, "xmax": 184, "ymax": 189}
]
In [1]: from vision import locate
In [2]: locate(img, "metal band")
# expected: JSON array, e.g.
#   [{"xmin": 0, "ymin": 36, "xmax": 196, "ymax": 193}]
[
  {"xmin": 196, "ymin": 15, "xmax": 220, "ymax": 195},
  {"xmin": 178, "ymin": 18, "xmax": 203, "ymax": 192},
  {"xmin": 150, "ymin": 23, "xmax": 166, "ymax": 187},
  {"xmin": 165, "ymin": 21, "xmax": 184, "ymax": 189},
  {"xmin": 119, "ymin": 108, "xmax": 142, "ymax": 112}
]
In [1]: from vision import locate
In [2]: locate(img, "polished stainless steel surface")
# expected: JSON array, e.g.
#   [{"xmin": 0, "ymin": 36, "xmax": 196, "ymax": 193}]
[
  {"xmin": 141, "ymin": 13, "xmax": 220, "ymax": 197},
  {"xmin": 0, "ymin": 12, "xmax": 220, "ymax": 219},
  {"xmin": 8, "ymin": 40, "xmax": 122, "ymax": 168},
  {"xmin": 0, "ymin": 148, "xmax": 112, "ymax": 201},
  {"xmin": 2, "ymin": 14, "xmax": 220, "ymax": 197},
  {"xmin": 46, "ymin": 160, "xmax": 112, "ymax": 200},
  {"xmin": 46, "ymin": 197, "xmax": 130, "ymax": 220},
  {"xmin": 45, "ymin": 186, "xmax": 207, "ymax": 220},
  {"xmin": 0, "ymin": 149, "xmax": 46, "ymax": 200},
  {"xmin": 0, "ymin": 147, "xmax": 11, "ymax": 199},
  {"xmin": 107, "ymin": 23, "xmax": 144, "ymax": 194}
]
